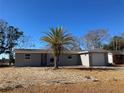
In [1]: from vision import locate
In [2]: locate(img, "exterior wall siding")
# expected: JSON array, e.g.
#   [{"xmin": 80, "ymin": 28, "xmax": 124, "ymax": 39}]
[
  {"xmin": 47, "ymin": 54, "xmax": 82, "ymax": 66},
  {"xmin": 59, "ymin": 54, "xmax": 82, "ymax": 66},
  {"xmin": 15, "ymin": 53, "xmax": 81, "ymax": 67},
  {"xmin": 15, "ymin": 53, "xmax": 42, "ymax": 67}
]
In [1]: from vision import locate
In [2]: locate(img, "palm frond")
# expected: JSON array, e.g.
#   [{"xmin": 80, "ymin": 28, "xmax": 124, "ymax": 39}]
[{"xmin": 41, "ymin": 27, "xmax": 74, "ymax": 55}]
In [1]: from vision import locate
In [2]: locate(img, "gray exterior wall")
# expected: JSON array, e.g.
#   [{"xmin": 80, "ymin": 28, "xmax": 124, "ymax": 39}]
[
  {"xmin": 43, "ymin": 53, "xmax": 81, "ymax": 66},
  {"xmin": 15, "ymin": 53, "xmax": 42, "ymax": 67},
  {"xmin": 59, "ymin": 54, "xmax": 82, "ymax": 66},
  {"xmin": 15, "ymin": 53, "xmax": 81, "ymax": 67}
]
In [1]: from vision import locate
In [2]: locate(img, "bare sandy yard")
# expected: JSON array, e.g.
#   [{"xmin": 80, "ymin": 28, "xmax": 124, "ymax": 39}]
[{"xmin": 0, "ymin": 67, "xmax": 124, "ymax": 93}]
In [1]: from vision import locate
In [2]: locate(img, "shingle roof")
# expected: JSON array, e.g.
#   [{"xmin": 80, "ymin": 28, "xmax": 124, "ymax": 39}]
[
  {"xmin": 15, "ymin": 49, "xmax": 80, "ymax": 54},
  {"xmin": 15, "ymin": 48, "xmax": 112, "ymax": 54}
]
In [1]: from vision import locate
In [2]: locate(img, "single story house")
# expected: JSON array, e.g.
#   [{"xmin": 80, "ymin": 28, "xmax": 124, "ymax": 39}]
[{"xmin": 15, "ymin": 49, "xmax": 113, "ymax": 67}]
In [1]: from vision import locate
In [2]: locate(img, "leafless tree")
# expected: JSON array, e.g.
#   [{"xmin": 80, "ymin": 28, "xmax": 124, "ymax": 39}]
[
  {"xmin": 83, "ymin": 29, "xmax": 108, "ymax": 50},
  {"xmin": 71, "ymin": 37, "xmax": 82, "ymax": 51}
]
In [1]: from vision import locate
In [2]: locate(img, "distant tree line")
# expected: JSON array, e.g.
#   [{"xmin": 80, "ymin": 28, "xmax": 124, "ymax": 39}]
[
  {"xmin": 82, "ymin": 29, "xmax": 124, "ymax": 51},
  {"xmin": 103, "ymin": 35, "xmax": 124, "ymax": 51}
]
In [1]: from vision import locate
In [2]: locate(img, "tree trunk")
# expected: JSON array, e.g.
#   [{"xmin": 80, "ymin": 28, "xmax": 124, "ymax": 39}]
[
  {"xmin": 54, "ymin": 56, "xmax": 58, "ymax": 69},
  {"xmin": 9, "ymin": 50, "xmax": 14, "ymax": 66},
  {"xmin": 9, "ymin": 53, "xmax": 12, "ymax": 66},
  {"xmin": 9, "ymin": 54, "xmax": 11, "ymax": 66}
]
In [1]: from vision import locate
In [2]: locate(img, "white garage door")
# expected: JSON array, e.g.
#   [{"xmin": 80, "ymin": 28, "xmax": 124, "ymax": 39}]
[{"xmin": 91, "ymin": 53, "xmax": 106, "ymax": 66}]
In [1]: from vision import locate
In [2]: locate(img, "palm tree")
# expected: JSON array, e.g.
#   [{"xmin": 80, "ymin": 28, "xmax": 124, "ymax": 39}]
[{"xmin": 41, "ymin": 27, "xmax": 74, "ymax": 69}]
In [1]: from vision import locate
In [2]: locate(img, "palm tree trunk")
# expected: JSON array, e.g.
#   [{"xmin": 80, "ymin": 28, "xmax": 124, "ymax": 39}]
[{"xmin": 54, "ymin": 56, "xmax": 58, "ymax": 69}]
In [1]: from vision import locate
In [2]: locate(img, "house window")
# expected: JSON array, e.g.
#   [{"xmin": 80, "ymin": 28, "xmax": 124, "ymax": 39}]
[
  {"xmin": 25, "ymin": 54, "xmax": 31, "ymax": 59},
  {"xmin": 68, "ymin": 56, "xmax": 72, "ymax": 59}
]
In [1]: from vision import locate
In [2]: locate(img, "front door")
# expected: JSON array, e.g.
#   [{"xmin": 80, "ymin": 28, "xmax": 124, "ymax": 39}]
[{"xmin": 41, "ymin": 54, "xmax": 47, "ymax": 66}]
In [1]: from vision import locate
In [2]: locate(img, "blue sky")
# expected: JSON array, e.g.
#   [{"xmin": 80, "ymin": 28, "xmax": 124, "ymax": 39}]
[{"xmin": 0, "ymin": 0, "xmax": 124, "ymax": 48}]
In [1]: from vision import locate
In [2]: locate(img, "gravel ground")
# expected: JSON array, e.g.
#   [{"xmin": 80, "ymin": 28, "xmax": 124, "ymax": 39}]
[{"xmin": 0, "ymin": 67, "xmax": 124, "ymax": 93}]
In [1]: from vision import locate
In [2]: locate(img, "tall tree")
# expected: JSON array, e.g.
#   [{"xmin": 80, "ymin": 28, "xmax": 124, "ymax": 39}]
[
  {"xmin": 7, "ymin": 26, "xmax": 23, "ymax": 65},
  {"xmin": 0, "ymin": 20, "xmax": 23, "ymax": 65},
  {"xmin": 0, "ymin": 20, "xmax": 7, "ymax": 53},
  {"xmin": 83, "ymin": 29, "xmax": 108, "ymax": 50},
  {"xmin": 41, "ymin": 27, "xmax": 74, "ymax": 69},
  {"xmin": 103, "ymin": 36, "xmax": 124, "ymax": 51}
]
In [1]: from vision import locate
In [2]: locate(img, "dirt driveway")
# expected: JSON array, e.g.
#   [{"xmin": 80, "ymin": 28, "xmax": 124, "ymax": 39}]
[{"xmin": 0, "ymin": 67, "xmax": 124, "ymax": 93}]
